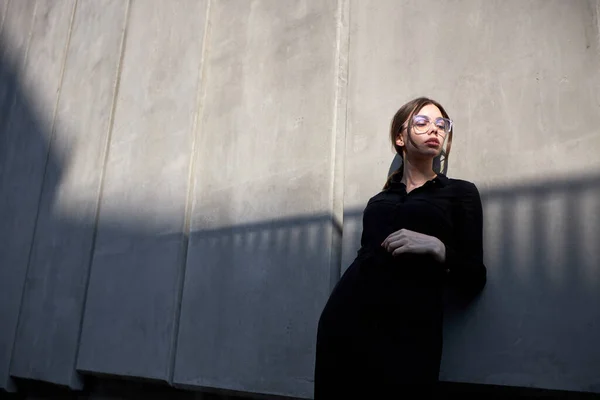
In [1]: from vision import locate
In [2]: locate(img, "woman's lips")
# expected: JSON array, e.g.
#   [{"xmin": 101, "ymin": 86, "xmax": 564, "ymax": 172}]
[{"xmin": 425, "ymin": 139, "xmax": 440, "ymax": 146}]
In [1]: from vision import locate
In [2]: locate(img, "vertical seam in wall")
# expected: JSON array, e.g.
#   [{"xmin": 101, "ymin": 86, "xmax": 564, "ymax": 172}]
[
  {"xmin": 328, "ymin": 0, "xmax": 350, "ymax": 291},
  {"xmin": 0, "ymin": 0, "xmax": 10, "ymax": 34},
  {"xmin": 596, "ymin": 0, "xmax": 600, "ymax": 44},
  {"xmin": 12, "ymin": 0, "xmax": 78, "ymax": 383},
  {"xmin": 5, "ymin": 1, "xmax": 37, "ymax": 389},
  {"xmin": 596, "ymin": 1, "xmax": 600, "ymax": 69},
  {"xmin": 4, "ymin": 0, "xmax": 37, "ymax": 122},
  {"xmin": 7, "ymin": 1, "xmax": 38, "ymax": 368},
  {"xmin": 341, "ymin": 1, "xmax": 351, "ymax": 277},
  {"xmin": 73, "ymin": 0, "xmax": 132, "ymax": 373},
  {"xmin": 36, "ymin": 0, "xmax": 79, "ymax": 383},
  {"xmin": 18, "ymin": 0, "xmax": 78, "ymax": 298},
  {"xmin": 6, "ymin": 0, "xmax": 39, "ymax": 378},
  {"xmin": 168, "ymin": 0, "xmax": 212, "ymax": 384},
  {"xmin": 592, "ymin": 0, "xmax": 600, "ymax": 109}
]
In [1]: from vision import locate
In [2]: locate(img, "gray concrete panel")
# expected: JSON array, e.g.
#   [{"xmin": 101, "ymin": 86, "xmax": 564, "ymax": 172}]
[
  {"xmin": 441, "ymin": 176, "xmax": 600, "ymax": 393},
  {"xmin": 9, "ymin": 0, "xmax": 127, "ymax": 388},
  {"xmin": 0, "ymin": 0, "xmax": 597, "ymax": 396},
  {"xmin": 172, "ymin": 1, "xmax": 338, "ymax": 397},
  {"xmin": 76, "ymin": 0, "xmax": 207, "ymax": 381},
  {"xmin": 0, "ymin": 0, "xmax": 10, "ymax": 31},
  {"xmin": 344, "ymin": 0, "xmax": 600, "ymax": 393},
  {"xmin": 0, "ymin": 0, "xmax": 41, "ymax": 391},
  {"xmin": 6, "ymin": 0, "xmax": 76, "ymax": 386},
  {"xmin": 0, "ymin": 0, "xmax": 35, "ymax": 128}
]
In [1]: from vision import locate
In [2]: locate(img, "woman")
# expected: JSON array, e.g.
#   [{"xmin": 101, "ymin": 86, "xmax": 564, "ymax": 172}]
[{"xmin": 314, "ymin": 97, "xmax": 487, "ymax": 398}]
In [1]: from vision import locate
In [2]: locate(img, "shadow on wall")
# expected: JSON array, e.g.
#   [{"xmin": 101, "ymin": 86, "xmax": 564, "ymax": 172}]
[
  {"xmin": 174, "ymin": 167, "xmax": 600, "ymax": 393},
  {"xmin": 0, "ymin": 29, "xmax": 190, "ymax": 391},
  {"xmin": 1, "ymin": 20, "xmax": 600, "ymax": 399},
  {"xmin": 0, "ymin": 24, "xmax": 330, "ymax": 398},
  {"xmin": 0, "ymin": 31, "xmax": 66, "ymax": 390},
  {"xmin": 377, "ymin": 153, "xmax": 600, "ymax": 391},
  {"xmin": 440, "ymin": 173, "xmax": 600, "ymax": 391}
]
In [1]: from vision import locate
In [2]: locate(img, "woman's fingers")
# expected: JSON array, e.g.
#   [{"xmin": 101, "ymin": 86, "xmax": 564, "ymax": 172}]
[
  {"xmin": 382, "ymin": 228, "xmax": 408, "ymax": 248},
  {"xmin": 381, "ymin": 228, "xmax": 441, "ymax": 258},
  {"xmin": 392, "ymin": 246, "xmax": 408, "ymax": 256},
  {"xmin": 384, "ymin": 238, "xmax": 405, "ymax": 253},
  {"xmin": 382, "ymin": 229, "xmax": 426, "ymax": 254}
]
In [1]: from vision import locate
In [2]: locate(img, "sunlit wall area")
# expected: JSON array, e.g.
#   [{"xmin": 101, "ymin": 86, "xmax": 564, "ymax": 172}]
[
  {"xmin": 341, "ymin": 0, "xmax": 600, "ymax": 393},
  {"xmin": 0, "ymin": 0, "xmax": 599, "ymax": 398}
]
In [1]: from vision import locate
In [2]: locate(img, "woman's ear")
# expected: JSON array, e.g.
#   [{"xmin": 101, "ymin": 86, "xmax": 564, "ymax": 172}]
[{"xmin": 395, "ymin": 134, "xmax": 404, "ymax": 147}]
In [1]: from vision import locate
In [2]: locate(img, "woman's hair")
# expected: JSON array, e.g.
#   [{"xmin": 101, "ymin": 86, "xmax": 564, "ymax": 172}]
[{"xmin": 383, "ymin": 97, "xmax": 453, "ymax": 189}]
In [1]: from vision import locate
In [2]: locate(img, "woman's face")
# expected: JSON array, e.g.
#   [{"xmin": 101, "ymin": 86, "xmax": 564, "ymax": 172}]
[{"xmin": 396, "ymin": 103, "xmax": 446, "ymax": 159}]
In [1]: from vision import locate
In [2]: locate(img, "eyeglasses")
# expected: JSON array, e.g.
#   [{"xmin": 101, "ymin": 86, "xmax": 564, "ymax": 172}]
[{"xmin": 411, "ymin": 115, "xmax": 453, "ymax": 135}]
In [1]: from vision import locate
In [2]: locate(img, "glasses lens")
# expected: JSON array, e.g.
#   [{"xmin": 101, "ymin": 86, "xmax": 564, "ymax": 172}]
[
  {"xmin": 412, "ymin": 116, "xmax": 430, "ymax": 133},
  {"xmin": 435, "ymin": 118, "xmax": 450, "ymax": 133},
  {"xmin": 412, "ymin": 116, "xmax": 452, "ymax": 134}
]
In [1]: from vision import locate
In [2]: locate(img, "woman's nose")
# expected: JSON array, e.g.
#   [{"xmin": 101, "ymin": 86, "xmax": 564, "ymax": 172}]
[{"xmin": 429, "ymin": 126, "xmax": 440, "ymax": 135}]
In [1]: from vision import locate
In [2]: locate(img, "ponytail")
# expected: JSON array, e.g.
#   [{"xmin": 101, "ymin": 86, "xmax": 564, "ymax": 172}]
[{"xmin": 383, "ymin": 162, "xmax": 403, "ymax": 190}]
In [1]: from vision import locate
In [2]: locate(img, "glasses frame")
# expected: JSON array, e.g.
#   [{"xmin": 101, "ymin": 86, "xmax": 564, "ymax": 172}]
[{"xmin": 411, "ymin": 114, "xmax": 453, "ymax": 135}]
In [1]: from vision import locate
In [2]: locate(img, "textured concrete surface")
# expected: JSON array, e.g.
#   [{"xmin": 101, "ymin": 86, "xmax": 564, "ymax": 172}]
[
  {"xmin": 76, "ymin": 0, "xmax": 207, "ymax": 382},
  {"xmin": 172, "ymin": 1, "xmax": 338, "ymax": 397},
  {"xmin": 0, "ymin": 0, "xmax": 44, "ymax": 391},
  {"xmin": 0, "ymin": 0, "xmax": 599, "ymax": 397},
  {"xmin": 342, "ymin": 0, "xmax": 600, "ymax": 393},
  {"xmin": 7, "ymin": 0, "xmax": 77, "ymax": 386},
  {"xmin": 9, "ymin": 0, "xmax": 127, "ymax": 389}
]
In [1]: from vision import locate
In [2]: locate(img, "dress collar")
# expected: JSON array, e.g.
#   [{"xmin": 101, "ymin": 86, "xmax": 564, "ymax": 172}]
[{"xmin": 388, "ymin": 170, "xmax": 449, "ymax": 190}]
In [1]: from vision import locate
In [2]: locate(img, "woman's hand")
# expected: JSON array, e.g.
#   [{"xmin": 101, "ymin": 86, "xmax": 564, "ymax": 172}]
[{"xmin": 381, "ymin": 228, "xmax": 446, "ymax": 263}]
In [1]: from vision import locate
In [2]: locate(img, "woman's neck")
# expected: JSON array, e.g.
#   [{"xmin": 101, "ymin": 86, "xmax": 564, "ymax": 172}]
[{"xmin": 401, "ymin": 156, "xmax": 436, "ymax": 189}]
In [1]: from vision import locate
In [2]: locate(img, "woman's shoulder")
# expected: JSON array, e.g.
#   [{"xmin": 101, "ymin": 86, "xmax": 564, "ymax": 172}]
[
  {"xmin": 366, "ymin": 189, "xmax": 396, "ymax": 205},
  {"xmin": 443, "ymin": 176, "xmax": 481, "ymax": 198}
]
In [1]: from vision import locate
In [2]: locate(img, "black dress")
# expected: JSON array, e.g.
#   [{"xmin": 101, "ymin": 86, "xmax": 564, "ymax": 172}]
[{"xmin": 314, "ymin": 173, "xmax": 487, "ymax": 398}]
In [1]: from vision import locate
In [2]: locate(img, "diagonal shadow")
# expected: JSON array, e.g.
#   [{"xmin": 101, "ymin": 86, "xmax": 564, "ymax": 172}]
[{"xmin": 1, "ymin": 6, "xmax": 600, "ymax": 399}]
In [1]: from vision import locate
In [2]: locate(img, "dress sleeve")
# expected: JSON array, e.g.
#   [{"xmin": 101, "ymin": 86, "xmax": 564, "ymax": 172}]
[{"xmin": 444, "ymin": 181, "xmax": 487, "ymax": 296}]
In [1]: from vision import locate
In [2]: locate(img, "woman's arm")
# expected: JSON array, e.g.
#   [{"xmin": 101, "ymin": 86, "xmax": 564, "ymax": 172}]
[
  {"xmin": 444, "ymin": 181, "xmax": 487, "ymax": 296},
  {"xmin": 380, "ymin": 180, "xmax": 487, "ymax": 296}
]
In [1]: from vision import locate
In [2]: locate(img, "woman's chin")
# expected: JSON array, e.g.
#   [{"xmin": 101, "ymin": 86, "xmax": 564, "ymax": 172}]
[{"xmin": 418, "ymin": 148, "xmax": 441, "ymax": 158}]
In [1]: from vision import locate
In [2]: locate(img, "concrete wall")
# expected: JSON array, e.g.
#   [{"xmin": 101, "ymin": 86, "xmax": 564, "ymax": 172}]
[
  {"xmin": 0, "ymin": 0, "xmax": 599, "ymax": 398},
  {"xmin": 341, "ymin": 0, "xmax": 600, "ymax": 394}
]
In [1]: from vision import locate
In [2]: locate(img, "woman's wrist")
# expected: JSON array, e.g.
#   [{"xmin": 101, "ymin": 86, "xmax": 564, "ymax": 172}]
[{"xmin": 432, "ymin": 239, "xmax": 446, "ymax": 263}]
